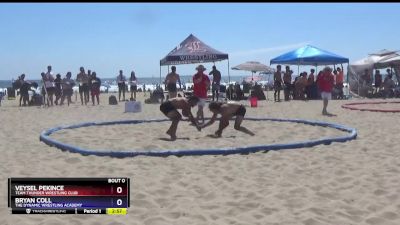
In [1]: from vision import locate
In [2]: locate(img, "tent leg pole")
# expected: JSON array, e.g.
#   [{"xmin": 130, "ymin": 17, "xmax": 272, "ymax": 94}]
[
  {"xmin": 228, "ymin": 59, "xmax": 231, "ymax": 101},
  {"xmin": 159, "ymin": 66, "xmax": 162, "ymax": 87}
]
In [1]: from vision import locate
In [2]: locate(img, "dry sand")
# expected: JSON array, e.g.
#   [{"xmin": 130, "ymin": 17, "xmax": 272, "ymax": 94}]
[{"xmin": 1, "ymin": 92, "xmax": 400, "ymax": 225}]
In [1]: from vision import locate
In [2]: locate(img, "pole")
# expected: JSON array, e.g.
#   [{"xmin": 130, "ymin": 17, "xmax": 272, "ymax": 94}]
[
  {"xmin": 159, "ymin": 64, "xmax": 162, "ymax": 85},
  {"xmin": 227, "ymin": 59, "xmax": 231, "ymax": 100}
]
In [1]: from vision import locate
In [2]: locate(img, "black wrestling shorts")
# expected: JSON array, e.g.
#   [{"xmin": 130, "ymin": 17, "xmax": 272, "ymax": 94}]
[
  {"xmin": 167, "ymin": 83, "xmax": 177, "ymax": 92},
  {"xmin": 274, "ymin": 81, "xmax": 282, "ymax": 90},
  {"xmin": 118, "ymin": 83, "xmax": 126, "ymax": 91},
  {"xmin": 130, "ymin": 85, "xmax": 137, "ymax": 91},
  {"xmin": 63, "ymin": 89, "xmax": 73, "ymax": 97},
  {"xmin": 234, "ymin": 105, "xmax": 246, "ymax": 117},
  {"xmin": 79, "ymin": 84, "xmax": 89, "ymax": 93},
  {"xmin": 160, "ymin": 101, "xmax": 176, "ymax": 115}
]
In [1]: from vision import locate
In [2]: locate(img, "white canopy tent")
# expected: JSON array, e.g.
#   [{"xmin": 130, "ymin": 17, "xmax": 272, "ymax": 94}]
[{"xmin": 348, "ymin": 49, "xmax": 399, "ymax": 96}]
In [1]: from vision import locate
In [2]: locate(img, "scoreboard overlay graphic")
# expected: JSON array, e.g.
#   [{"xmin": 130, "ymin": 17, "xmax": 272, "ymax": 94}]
[{"xmin": 8, "ymin": 178, "xmax": 130, "ymax": 214}]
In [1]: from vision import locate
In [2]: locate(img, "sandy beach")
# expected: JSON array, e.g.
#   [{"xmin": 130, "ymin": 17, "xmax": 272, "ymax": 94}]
[{"xmin": 1, "ymin": 92, "xmax": 400, "ymax": 225}]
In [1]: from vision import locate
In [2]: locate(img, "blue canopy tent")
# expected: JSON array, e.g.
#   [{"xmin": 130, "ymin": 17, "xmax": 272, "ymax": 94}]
[
  {"xmin": 160, "ymin": 34, "xmax": 230, "ymax": 84},
  {"xmin": 270, "ymin": 45, "xmax": 349, "ymax": 76}
]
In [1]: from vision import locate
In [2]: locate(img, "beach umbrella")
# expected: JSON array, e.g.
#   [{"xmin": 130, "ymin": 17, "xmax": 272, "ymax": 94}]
[{"xmin": 232, "ymin": 61, "xmax": 274, "ymax": 81}]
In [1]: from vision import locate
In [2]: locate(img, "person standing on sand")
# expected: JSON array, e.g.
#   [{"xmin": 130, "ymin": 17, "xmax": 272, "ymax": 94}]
[
  {"xmin": 165, "ymin": 66, "xmax": 181, "ymax": 99},
  {"xmin": 54, "ymin": 74, "xmax": 62, "ymax": 105},
  {"xmin": 283, "ymin": 66, "xmax": 293, "ymax": 101},
  {"xmin": 43, "ymin": 66, "xmax": 55, "ymax": 106},
  {"xmin": 317, "ymin": 66, "xmax": 335, "ymax": 116},
  {"xmin": 201, "ymin": 102, "xmax": 255, "ymax": 138},
  {"xmin": 117, "ymin": 70, "xmax": 126, "ymax": 101},
  {"xmin": 76, "ymin": 66, "xmax": 89, "ymax": 105},
  {"xmin": 192, "ymin": 65, "xmax": 210, "ymax": 124},
  {"xmin": 159, "ymin": 96, "xmax": 201, "ymax": 140},
  {"xmin": 90, "ymin": 72, "xmax": 101, "ymax": 105},
  {"xmin": 209, "ymin": 65, "xmax": 221, "ymax": 101},
  {"xmin": 130, "ymin": 70, "xmax": 138, "ymax": 101},
  {"xmin": 274, "ymin": 65, "xmax": 283, "ymax": 102},
  {"xmin": 60, "ymin": 72, "xmax": 74, "ymax": 106}
]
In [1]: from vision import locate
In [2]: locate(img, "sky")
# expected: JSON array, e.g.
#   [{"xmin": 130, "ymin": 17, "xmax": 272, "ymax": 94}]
[{"xmin": 1, "ymin": 3, "xmax": 400, "ymax": 80}]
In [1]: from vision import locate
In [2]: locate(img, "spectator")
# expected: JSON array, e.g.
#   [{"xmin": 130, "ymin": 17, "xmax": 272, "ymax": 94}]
[
  {"xmin": 274, "ymin": 65, "xmax": 283, "ymax": 102},
  {"xmin": 335, "ymin": 66, "xmax": 344, "ymax": 99},
  {"xmin": 192, "ymin": 65, "xmax": 210, "ymax": 124},
  {"xmin": 76, "ymin": 66, "xmax": 89, "ymax": 105},
  {"xmin": 374, "ymin": 69, "xmax": 382, "ymax": 95},
  {"xmin": 117, "ymin": 70, "xmax": 126, "ymax": 101},
  {"xmin": 60, "ymin": 72, "xmax": 75, "ymax": 106},
  {"xmin": 129, "ymin": 70, "xmax": 138, "ymax": 101},
  {"xmin": 90, "ymin": 72, "xmax": 101, "ymax": 105},
  {"xmin": 209, "ymin": 65, "xmax": 221, "ymax": 101},
  {"xmin": 165, "ymin": 66, "xmax": 181, "ymax": 99},
  {"xmin": 317, "ymin": 67, "xmax": 335, "ymax": 116}
]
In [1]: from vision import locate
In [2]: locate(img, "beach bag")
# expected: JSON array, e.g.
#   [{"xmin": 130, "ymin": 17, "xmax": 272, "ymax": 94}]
[
  {"xmin": 31, "ymin": 94, "xmax": 43, "ymax": 106},
  {"xmin": 109, "ymin": 95, "xmax": 118, "ymax": 105},
  {"xmin": 7, "ymin": 87, "xmax": 15, "ymax": 100}
]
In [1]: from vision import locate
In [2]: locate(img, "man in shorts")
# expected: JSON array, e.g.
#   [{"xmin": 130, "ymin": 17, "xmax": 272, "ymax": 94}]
[
  {"xmin": 192, "ymin": 65, "xmax": 210, "ymax": 124},
  {"xmin": 159, "ymin": 96, "xmax": 201, "ymax": 140},
  {"xmin": 209, "ymin": 65, "xmax": 221, "ymax": 101},
  {"xmin": 165, "ymin": 66, "xmax": 181, "ymax": 99},
  {"xmin": 201, "ymin": 102, "xmax": 255, "ymax": 138},
  {"xmin": 43, "ymin": 66, "xmax": 55, "ymax": 106},
  {"xmin": 90, "ymin": 72, "xmax": 101, "ymax": 105},
  {"xmin": 76, "ymin": 67, "xmax": 89, "ymax": 105},
  {"xmin": 273, "ymin": 65, "xmax": 283, "ymax": 102},
  {"xmin": 117, "ymin": 70, "xmax": 126, "ymax": 101},
  {"xmin": 60, "ymin": 72, "xmax": 75, "ymax": 106},
  {"xmin": 317, "ymin": 66, "xmax": 335, "ymax": 116}
]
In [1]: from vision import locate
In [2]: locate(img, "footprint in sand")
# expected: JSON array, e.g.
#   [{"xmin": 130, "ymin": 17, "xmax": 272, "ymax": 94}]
[{"xmin": 65, "ymin": 157, "xmax": 81, "ymax": 164}]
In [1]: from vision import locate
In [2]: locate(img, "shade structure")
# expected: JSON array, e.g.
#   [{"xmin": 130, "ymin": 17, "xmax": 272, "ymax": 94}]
[
  {"xmin": 375, "ymin": 54, "xmax": 400, "ymax": 68},
  {"xmin": 270, "ymin": 45, "xmax": 349, "ymax": 66},
  {"xmin": 232, "ymin": 61, "xmax": 274, "ymax": 82},
  {"xmin": 348, "ymin": 50, "xmax": 400, "ymax": 96},
  {"xmin": 232, "ymin": 61, "xmax": 274, "ymax": 73},
  {"xmin": 160, "ymin": 34, "xmax": 228, "ymax": 66},
  {"xmin": 159, "ymin": 34, "xmax": 230, "ymax": 86},
  {"xmin": 368, "ymin": 49, "xmax": 399, "ymax": 57}
]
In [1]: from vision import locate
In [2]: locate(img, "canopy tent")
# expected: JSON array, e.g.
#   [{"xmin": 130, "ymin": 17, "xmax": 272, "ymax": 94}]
[
  {"xmin": 159, "ymin": 34, "xmax": 230, "ymax": 84},
  {"xmin": 348, "ymin": 49, "xmax": 400, "ymax": 96},
  {"xmin": 270, "ymin": 45, "xmax": 349, "ymax": 66}
]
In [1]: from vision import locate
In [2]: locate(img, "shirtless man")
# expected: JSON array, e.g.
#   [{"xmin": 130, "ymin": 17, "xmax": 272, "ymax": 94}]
[
  {"xmin": 76, "ymin": 67, "xmax": 89, "ymax": 105},
  {"xmin": 165, "ymin": 66, "xmax": 181, "ymax": 99},
  {"xmin": 60, "ymin": 72, "xmax": 75, "ymax": 106},
  {"xmin": 273, "ymin": 65, "xmax": 283, "ymax": 102},
  {"xmin": 283, "ymin": 66, "xmax": 293, "ymax": 101},
  {"xmin": 159, "ymin": 96, "xmax": 201, "ymax": 140},
  {"xmin": 201, "ymin": 102, "xmax": 255, "ymax": 138},
  {"xmin": 209, "ymin": 65, "xmax": 221, "ymax": 101},
  {"xmin": 43, "ymin": 66, "xmax": 55, "ymax": 106}
]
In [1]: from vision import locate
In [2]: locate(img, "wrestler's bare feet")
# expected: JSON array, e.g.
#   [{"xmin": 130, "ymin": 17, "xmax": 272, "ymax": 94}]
[{"xmin": 166, "ymin": 130, "xmax": 177, "ymax": 141}]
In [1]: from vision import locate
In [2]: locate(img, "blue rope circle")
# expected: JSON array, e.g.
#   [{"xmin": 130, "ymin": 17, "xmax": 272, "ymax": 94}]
[{"xmin": 40, "ymin": 118, "xmax": 357, "ymax": 158}]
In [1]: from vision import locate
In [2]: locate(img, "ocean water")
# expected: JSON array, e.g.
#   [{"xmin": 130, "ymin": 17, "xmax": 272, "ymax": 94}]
[{"xmin": 0, "ymin": 75, "xmax": 272, "ymax": 89}]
